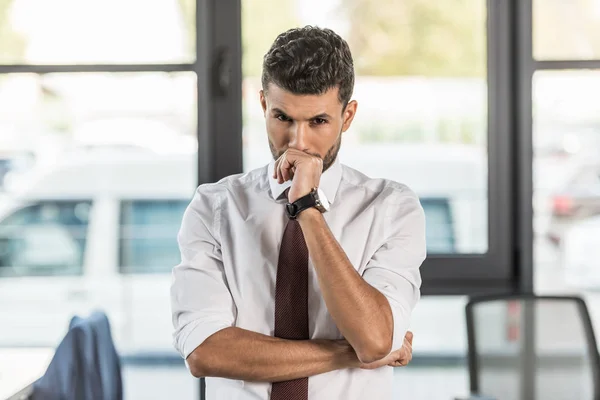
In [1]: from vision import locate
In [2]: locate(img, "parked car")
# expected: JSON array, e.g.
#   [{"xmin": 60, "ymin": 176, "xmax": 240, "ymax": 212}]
[
  {"xmin": 547, "ymin": 162, "xmax": 600, "ymax": 247},
  {"xmin": 0, "ymin": 145, "xmax": 196, "ymax": 355}
]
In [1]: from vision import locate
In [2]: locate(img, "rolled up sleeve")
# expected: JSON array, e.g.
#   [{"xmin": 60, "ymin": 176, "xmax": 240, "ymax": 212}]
[
  {"xmin": 361, "ymin": 188, "xmax": 426, "ymax": 352},
  {"xmin": 170, "ymin": 187, "xmax": 237, "ymax": 360}
]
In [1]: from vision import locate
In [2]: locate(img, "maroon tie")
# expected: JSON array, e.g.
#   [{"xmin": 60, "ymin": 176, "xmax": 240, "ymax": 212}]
[{"xmin": 270, "ymin": 216, "xmax": 309, "ymax": 400}]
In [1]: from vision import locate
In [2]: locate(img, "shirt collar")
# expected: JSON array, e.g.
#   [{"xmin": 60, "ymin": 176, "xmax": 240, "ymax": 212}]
[{"xmin": 267, "ymin": 156, "xmax": 342, "ymax": 203}]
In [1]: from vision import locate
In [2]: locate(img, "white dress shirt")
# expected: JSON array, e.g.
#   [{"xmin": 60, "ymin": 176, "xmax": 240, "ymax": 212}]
[{"xmin": 171, "ymin": 156, "xmax": 426, "ymax": 400}]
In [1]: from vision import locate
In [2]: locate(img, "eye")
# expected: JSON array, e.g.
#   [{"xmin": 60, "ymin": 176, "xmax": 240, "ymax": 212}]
[
  {"xmin": 312, "ymin": 118, "xmax": 328, "ymax": 125},
  {"xmin": 276, "ymin": 114, "xmax": 291, "ymax": 122}
]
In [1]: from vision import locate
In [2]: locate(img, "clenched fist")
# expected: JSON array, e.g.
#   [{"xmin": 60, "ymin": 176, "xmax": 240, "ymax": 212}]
[{"xmin": 272, "ymin": 148, "xmax": 323, "ymax": 203}]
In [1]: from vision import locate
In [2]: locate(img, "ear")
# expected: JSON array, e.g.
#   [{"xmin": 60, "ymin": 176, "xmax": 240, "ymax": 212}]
[
  {"xmin": 260, "ymin": 90, "xmax": 267, "ymax": 115},
  {"xmin": 341, "ymin": 100, "xmax": 358, "ymax": 133}
]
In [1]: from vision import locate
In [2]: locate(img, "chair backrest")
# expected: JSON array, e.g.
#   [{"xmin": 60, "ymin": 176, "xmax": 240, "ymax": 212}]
[{"xmin": 466, "ymin": 294, "xmax": 600, "ymax": 400}]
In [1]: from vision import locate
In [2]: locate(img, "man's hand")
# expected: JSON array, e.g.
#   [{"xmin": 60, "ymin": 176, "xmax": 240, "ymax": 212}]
[
  {"xmin": 359, "ymin": 331, "xmax": 413, "ymax": 370},
  {"xmin": 273, "ymin": 149, "xmax": 323, "ymax": 203}
]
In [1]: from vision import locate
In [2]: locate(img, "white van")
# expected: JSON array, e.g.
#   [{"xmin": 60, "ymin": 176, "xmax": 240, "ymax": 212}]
[
  {"xmin": 0, "ymin": 145, "xmax": 196, "ymax": 355},
  {"xmin": 0, "ymin": 142, "xmax": 486, "ymax": 356}
]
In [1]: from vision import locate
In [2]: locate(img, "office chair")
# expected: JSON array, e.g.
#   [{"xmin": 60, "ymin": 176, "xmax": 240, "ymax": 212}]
[{"xmin": 456, "ymin": 294, "xmax": 600, "ymax": 400}]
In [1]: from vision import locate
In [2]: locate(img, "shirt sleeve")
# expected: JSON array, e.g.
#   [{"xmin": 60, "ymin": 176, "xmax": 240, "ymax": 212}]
[
  {"xmin": 170, "ymin": 186, "xmax": 237, "ymax": 360},
  {"xmin": 361, "ymin": 187, "xmax": 426, "ymax": 353}
]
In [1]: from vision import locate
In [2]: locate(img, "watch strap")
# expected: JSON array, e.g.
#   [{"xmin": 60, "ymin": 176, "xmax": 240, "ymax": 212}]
[{"xmin": 285, "ymin": 189, "xmax": 317, "ymax": 219}]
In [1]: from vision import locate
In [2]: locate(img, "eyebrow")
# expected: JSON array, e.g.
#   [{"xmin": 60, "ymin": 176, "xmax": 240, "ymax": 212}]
[{"xmin": 272, "ymin": 108, "xmax": 332, "ymax": 120}]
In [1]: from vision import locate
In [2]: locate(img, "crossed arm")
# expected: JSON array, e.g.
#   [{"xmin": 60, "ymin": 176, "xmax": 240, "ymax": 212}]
[
  {"xmin": 186, "ymin": 326, "xmax": 358, "ymax": 381},
  {"xmin": 186, "ymin": 326, "xmax": 413, "ymax": 381}
]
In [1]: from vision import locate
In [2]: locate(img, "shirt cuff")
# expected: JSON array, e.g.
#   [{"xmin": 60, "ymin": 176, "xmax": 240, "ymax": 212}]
[{"xmin": 176, "ymin": 319, "xmax": 233, "ymax": 360}]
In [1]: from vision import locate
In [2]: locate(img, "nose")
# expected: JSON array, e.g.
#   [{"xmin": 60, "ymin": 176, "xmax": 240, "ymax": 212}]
[{"xmin": 288, "ymin": 122, "xmax": 308, "ymax": 150}]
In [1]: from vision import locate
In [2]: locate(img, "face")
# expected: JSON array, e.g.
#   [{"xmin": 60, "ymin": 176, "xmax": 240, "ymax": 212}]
[{"xmin": 260, "ymin": 83, "xmax": 358, "ymax": 172}]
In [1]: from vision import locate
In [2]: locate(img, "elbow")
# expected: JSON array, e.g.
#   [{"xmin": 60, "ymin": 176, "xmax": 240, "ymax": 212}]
[
  {"xmin": 187, "ymin": 348, "xmax": 210, "ymax": 378},
  {"xmin": 356, "ymin": 338, "xmax": 393, "ymax": 364},
  {"xmin": 189, "ymin": 363, "xmax": 205, "ymax": 379},
  {"xmin": 355, "ymin": 320, "xmax": 394, "ymax": 364}
]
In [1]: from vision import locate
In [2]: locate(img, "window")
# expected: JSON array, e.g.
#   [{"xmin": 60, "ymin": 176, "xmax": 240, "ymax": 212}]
[
  {"xmin": 534, "ymin": 70, "xmax": 600, "ymax": 341},
  {"xmin": 119, "ymin": 199, "xmax": 188, "ymax": 274},
  {"xmin": 0, "ymin": 200, "xmax": 91, "ymax": 277},
  {"xmin": 0, "ymin": 0, "xmax": 226, "ymax": 397},
  {"xmin": 241, "ymin": 0, "xmax": 514, "ymax": 293}
]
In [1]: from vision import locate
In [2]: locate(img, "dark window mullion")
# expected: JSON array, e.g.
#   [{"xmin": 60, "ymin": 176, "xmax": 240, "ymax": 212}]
[{"xmin": 195, "ymin": 0, "xmax": 243, "ymax": 185}]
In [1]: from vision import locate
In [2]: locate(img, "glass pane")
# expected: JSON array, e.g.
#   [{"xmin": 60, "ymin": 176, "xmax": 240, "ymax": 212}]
[
  {"xmin": 0, "ymin": 0, "xmax": 195, "ymax": 64},
  {"xmin": 0, "ymin": 201, "xmax": 91, "ymax": 277},
  {"xmin": 534, "ymin": 0, "xmax": 600, "ymax": 60},
  {"xmin": 0, "ymin": 71, "xmax": 198, "ymax": 398},
  {"xmin": 420, "ymin": 198, "xmax": 456, "ymax": 253},
  {"xmin": 120, "ymin": 200, "xmax": 189, "ymax": 274},
  {"xmin": 242, "ymin": 0, "xmax": 488, "ymax": 255},
  {"xmin": 533, "ymin": 70, "xmax": 600, "ymax": 348}
]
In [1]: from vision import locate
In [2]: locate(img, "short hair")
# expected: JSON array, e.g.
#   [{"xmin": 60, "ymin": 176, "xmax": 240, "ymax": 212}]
[{"xmin": 262, "ymin": 26, "xmax": 355, "ymax": 108}]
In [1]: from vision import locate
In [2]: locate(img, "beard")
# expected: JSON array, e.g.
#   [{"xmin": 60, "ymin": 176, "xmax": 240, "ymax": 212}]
[{"xmin": 269, "ymin": 133, "xmax": 342, "ymax": 173}]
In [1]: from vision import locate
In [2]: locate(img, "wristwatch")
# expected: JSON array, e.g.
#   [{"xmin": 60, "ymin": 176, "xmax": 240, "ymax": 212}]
[{"xmin": 285, "ymin": 187, "xmax": 330, "ymax": 219}]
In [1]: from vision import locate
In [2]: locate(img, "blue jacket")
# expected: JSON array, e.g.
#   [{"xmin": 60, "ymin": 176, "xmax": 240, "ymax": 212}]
[{"xmin": 31, "ymin": 311, "xmax": 123, "ymax": 400}]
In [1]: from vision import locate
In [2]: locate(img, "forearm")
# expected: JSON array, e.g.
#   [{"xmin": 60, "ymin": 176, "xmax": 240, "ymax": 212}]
[
  {"xmin": 297, "ymin": 208, "xmax": 393, "ymax": 363},
  {"xmin": 188, "ymin": 327, "xmax": 359, "ymax": 382}
]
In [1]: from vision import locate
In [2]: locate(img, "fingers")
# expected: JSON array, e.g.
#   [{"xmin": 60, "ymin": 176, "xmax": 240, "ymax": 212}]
[
  {"xmin": 401, "ymin": 339, "xmax": 412, "ymax": 354},
  {"xmin": 273, "ymin": 151, "xmax": 288, "ymax": 184},
  {"xmin": 404, "ymin": 338, "xmax": 412, "ymax": 353},
  {"xmin": 405, "ymin": 330, "xmax": 413, "ymax": 345},
  {"xmin": 273, "ymin": 151, "xmax": 300, "ymax": 184},
  {"xmin": 280, "ymin": 157, "xmax": 293, "ymax": 183},
  {"xmin": 387, "ymin": 359, "xmax": 408, "ymax": 367},
  {"xmin": 392, "ymin": 331, "xmax": 414, "ymax": 368},
  {"xmin": 274, "ymin": 155, "xmax": 285, "ymax": 184},
  {"xmin": 391, "ymin": 352, "xmax": 412, "ymax": 367}
]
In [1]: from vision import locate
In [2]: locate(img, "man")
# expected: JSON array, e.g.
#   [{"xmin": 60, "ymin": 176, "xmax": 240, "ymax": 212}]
[{"xmin": 171, "ymin": 26, "xmax": 426, "ymax": 399}]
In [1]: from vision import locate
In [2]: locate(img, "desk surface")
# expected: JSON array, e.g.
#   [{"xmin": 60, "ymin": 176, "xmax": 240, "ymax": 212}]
[{"xmin": 0, "ymin": 348, "xmax": 53, "ymax": 400}]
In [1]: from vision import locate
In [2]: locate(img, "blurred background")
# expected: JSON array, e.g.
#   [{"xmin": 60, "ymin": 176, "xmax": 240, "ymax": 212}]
[{"xmin": 1, "ymin": 0, "xmax": 600, "ymax": 399}]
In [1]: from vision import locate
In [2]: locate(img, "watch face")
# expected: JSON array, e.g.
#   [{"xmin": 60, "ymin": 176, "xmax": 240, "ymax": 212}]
[{"xmin": 317, "ymin": 188, "xmax": 330, "ymax": 211}]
